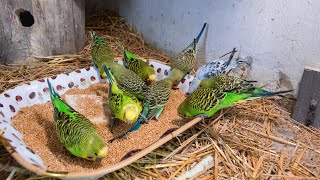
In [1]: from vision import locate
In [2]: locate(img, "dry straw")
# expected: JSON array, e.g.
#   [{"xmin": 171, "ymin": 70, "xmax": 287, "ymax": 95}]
[{"xmin": 1, "ymin": 11, "xmax": 320, "ymax": 179}]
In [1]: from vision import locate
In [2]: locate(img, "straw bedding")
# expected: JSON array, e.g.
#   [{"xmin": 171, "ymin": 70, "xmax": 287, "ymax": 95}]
[{"xmin": 1, "ymin": 11, "xmax": 320, "ymax": 179}]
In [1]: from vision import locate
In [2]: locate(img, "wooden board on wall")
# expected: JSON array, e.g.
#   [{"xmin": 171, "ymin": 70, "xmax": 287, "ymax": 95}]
[
  {"xmin": 0, "ymin": 0, "xmax": 85, "ymax": 64},
  {"xmin": 292, "ymin": 66, "xmax": 320, "ymax": 128}
]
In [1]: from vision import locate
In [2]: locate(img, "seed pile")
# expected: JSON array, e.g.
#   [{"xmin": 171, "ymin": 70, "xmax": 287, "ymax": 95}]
[{"xmin": 12, "ymin": 83, "xmax": 186, "ymax": 172}]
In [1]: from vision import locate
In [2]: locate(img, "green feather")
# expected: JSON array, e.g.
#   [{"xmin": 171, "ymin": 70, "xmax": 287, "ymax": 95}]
[
  {"xmin": 144, "ymin": 78, "xmax": 174, "ymax": 120},
  {"xmin": 122, "ymin": 48, "xmax": 156, "ymax": 82},
  {"xmin": 90, "ymin": 31, "xmax": 115, "ymax": 78},
  {"xmin": 178, "ymin": 88, "xmax": 292, "ymax": 119},
  {"xmin": 103, "ymin": 65, "xmax": 143, "ymax": 124},
  {"xmin": 108, "ymin": 62, "xmax": 147, "ymax": 100},
  {"xmin": 171, "ymin": 23, "xmax": 206, "ymax": 75},
  {"xmin": 47, "ymin": 79, "xmax": 107, "ymax": 160},
  {"xmin": 198, "ymin": 74, "xmax": 293, "ymax": 100}
]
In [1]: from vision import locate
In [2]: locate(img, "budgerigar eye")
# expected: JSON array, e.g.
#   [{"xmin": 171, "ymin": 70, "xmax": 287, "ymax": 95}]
[
  {"xmin": 87, "ymin": 156, "xmax": 93, "ymax": 159},
  {"xmin": 95, "ymin": 152, "xmax": 98, "ymax": 156}
]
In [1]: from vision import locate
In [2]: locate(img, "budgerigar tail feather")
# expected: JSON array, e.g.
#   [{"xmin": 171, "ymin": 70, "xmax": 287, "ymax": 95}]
[
  {"xmin": 184, "ymin": 23, "xmax": 207, "ymax": 51},
  {"xmin": 122, "ymin": 48, "xmax": 127, "ymax": 67},
  {"xmin": 246, "ymin": 80, "xmax": 258, "ymax": 83},
  {"xmin": 249, "ymin": 89, "xmax": 293, "ymax": 99},
  {"xmin": 47, "ymin": 79, "xmax": 59, "ymax": 99},
  {"xmin": 195, "ymin": 23, "xmax": 207, "ymax": 43},
  {"xmin": 103, "ymin": 65, "xmax": 114, "ymax": 85},
  {"xmin": 225, "ymin": 48, "xmax": 237, "ymax": 67},
  {"xmin": 219, "ymin": 48, "xmax": 238, "ymax": 59}
]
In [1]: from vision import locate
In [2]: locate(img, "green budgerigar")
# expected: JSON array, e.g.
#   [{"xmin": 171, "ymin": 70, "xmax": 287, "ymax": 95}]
[
  {"xmin": 197, "ymin": 74, "xmax": 258, "ymax": 93},
  {"xmin": 178, "ymin": 88, "xmax": 292, "ymax": 119},
  {"xmin": 196, "ymin": 74, "xmax": 293, "ymax": 100},
  {"xmin": 90, "ymin": 31, "xmax": 115, "ymax": 78},
  {"xmin": 123, "ymin": 48, "xmax": 156, "ymax": 84},
  {"xmin": 108, "ymin": 62, "xmax": 147, "ymax": 100},
  {"xmin": 143, "ymin": 68, "xmax": 185, "ymax": 121},
  {"xmin": 47, "ymin": 79, "xmax": 108, "ymax": 161},
  {"xmin": 103, "ymin": 65, "xmax": 143, "ymax": 128},
  {"xmin": 171, "ymin": 23, "xmax": 207, "ymax": 75}
]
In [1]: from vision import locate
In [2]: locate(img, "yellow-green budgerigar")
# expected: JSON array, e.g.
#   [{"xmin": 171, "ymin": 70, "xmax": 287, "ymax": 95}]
[
  {"xmin": 103, "ymin": 65, "xmax": 143, "ymax": 129},
  {"xmin": 122, "ymin": 48, "xmax": 156, "ymax": 84},
  {"xmin": 47, "ymin": 79, "xmax": 108, "ymax": 161},
  {"xmin": 90, "ymin": 31, "xmax": 115, "ymax": 78},
  {"xmin": 171, "ymin": 23, "xmax": 207, "ymax": 75},
  {"xmin": 178, "ymin": 87, "xmax": 292, "ymax": 119}
]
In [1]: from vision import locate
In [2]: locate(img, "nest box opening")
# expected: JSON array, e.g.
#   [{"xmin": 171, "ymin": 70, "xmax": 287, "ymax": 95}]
[{"xmin": 14, "ymin": 8, "xmax": 34, "ymax": 27}]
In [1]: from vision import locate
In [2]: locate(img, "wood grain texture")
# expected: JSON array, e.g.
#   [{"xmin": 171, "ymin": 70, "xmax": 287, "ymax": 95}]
[
  {"xmin": 292, "ymin": 66, "xmax": 320, "ymax": 128},
  {"xmin": 0, "ymin": 0, "xmax": 85, "ymax": 64}
]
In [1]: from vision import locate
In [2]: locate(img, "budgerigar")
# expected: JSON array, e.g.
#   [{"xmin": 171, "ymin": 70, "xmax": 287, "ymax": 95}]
[
  {"xmin": 109, "ymin": 100, "xmax": 151, "ymax": 142},
  {"xmin": 122, "ymin": 47, "xmax": 156, "ymax": 84},
  {"xmin": 196, "ymin": 74, "xmax": 257, "ymax": 93},
  {"xmin": 47, "ymin": 79, "xmax": 108, "ymax": 161},
  {"xmin": 103, "ymin": 65, "xmax": 143, "ymax": 130},
  {"xmin": 108, "ymin": 62, "xmax": 147, "ymax": 100},
  {"xmin": 171, "ymin": 23, "xmax": 207, "ymax": 75},
  {"xmin": 90, "ymin": 31, "xmax": 115, "ymax": 78},
  {"xmin": 195, "ymin": 48, "xmax": 237, "ymax": 80},
  {"xmin": 144, "ymin": 68, "xmax": 184, "ymax": 121},
  {"xmin": 188, "ymin": 48, "xmax": 238, "ymax": 94},
  {"xmin": 178, "ymin": 87, "xmax": 293, "ymax": 119},
  {"xmin": 188, "ymin": 49, "xmax": 254, "ymax": 94},
  {"xmin": 109, "ymin": 68, "xmax": 184, "ymax": 141},
  {"xmin": 195, "ymin": 73, "xmax": 293, "ymax": 99}
]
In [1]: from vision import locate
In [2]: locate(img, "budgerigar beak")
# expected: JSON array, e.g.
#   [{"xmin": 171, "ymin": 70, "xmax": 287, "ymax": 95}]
[
  {"xmin": 101, "ymin": 72, "xmax": 107, "ymax": 78},
  {"xmin": 145, "ymin": 74, "xmax": 156, "ymax": 86},
  {"xmin": 149, "ymin": 74, "xmax": 156, "ymax": 82},
  {"xmin": 146, "ymin": 74, "xmax": 156, "ymax": 85}
]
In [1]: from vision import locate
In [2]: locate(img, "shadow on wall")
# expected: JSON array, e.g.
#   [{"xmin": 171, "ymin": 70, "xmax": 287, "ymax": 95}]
[{"xmin": 277, "ymin": 71, "xmax": 294, "ymax": 91}]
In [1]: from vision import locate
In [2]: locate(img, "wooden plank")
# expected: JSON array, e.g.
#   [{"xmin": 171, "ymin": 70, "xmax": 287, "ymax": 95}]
[
  {"xmin": 0, "ymin": 0, "xmax": 85, "ymax": 64},
  {"xmin": 292, "ymin": 66, "xmax": 320, "ymax": 128}
]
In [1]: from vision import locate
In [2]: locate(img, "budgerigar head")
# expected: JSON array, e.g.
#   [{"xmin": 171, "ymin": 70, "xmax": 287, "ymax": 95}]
[
  {"xmin": 146, "ymin": 68, "xmax": 156, "ymax": 84},
  {"xmin": 124, "ymin": 106, "xmax": 139, "ymax": 124},
  {"xmin": 89, "ymin": 31, "xmax": 103, "ymax": 48},
  {"xmin": 177, "ymin": 101, "xmax": 193, "ymax": 119},
  {"xmin": 148, "ymin": 74, "xmax": 156, "ymax": 81},
  {"xmin": 187, "ymin": 77, "xmax": 201, "ymax": 94},
  {"xmin": 82, "ymin": 135, "xmax": 108, "ymax": 161}
]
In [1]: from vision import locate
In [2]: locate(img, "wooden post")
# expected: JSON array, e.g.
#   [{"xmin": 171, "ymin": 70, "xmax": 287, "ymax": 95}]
[
  {"xmin": 0, "ymin": 0, "xmax": 85, "ymax": 64},
  {"xmin": 292, "ymin": 66, "xmax": 320, "ymax": 128}
]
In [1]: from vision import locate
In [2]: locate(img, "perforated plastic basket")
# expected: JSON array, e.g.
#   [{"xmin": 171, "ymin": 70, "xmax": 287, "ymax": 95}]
[{"xmin": 0, "ymin": 60, "xmax": 202, "ymax": 179}]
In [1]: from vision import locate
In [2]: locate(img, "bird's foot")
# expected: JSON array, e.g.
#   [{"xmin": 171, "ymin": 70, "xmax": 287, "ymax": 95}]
[
  {"xmin": 196, "ymin": 114, "xmax": 208, "ymax": 122},
  {"xmin": 109, "ymin": 132, "xmax": 128, "ymax": 143},
  {"xmin": 196, "ymin": 114, "xmax": 208, "ymax": 118}
]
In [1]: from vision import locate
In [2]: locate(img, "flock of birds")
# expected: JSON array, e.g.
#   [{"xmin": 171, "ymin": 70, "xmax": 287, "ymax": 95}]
[{"xmin": 45, "ymin": 23, "xmax": 292, "ymax": 161}]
